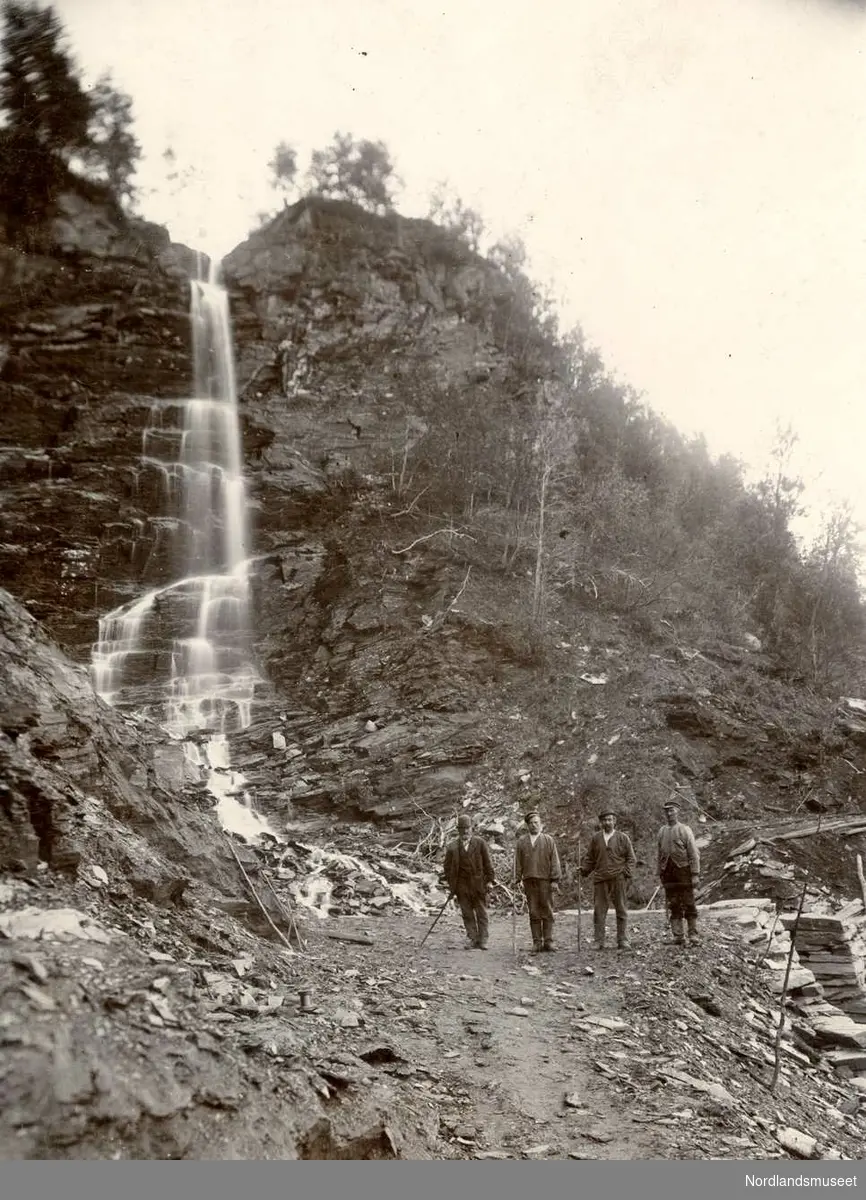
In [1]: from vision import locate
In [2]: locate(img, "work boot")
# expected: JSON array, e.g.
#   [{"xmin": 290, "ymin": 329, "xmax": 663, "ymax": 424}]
[
  {"xmin": 616, "ymin": 919, "xmax": 630, "ymax": 951},
  {"xmin": 530, "ymin": 919, "xmax": 543, "ymax": 952},
  {"xmin": 687, "ymin": 918, "xmax": 701, "ymax": 946},
  {"xmin": 669, "ymin": 917, "xmax": 685, "ymax": 945},
  {"xmin": 541, "ymin": 920, "xmax": 556, "ymax": 951}
]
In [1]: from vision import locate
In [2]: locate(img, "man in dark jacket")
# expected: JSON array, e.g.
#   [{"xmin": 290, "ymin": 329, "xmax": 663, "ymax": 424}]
[
  {"xmin": 443, "ymin": 814, "xmax": 495, "ymax": 949},
  {"xmin": 514, "ymin": 810, "xmax": 562, "ymax": 952},
  {"xmin": 580, "ymin": 808, "xmax": 636, "ymax": 951}
]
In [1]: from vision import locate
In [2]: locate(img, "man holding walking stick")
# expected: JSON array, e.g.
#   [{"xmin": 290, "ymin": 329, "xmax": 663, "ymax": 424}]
[
  {"xmin": 658, "ymin": 798, "xmax": 701, "ymax": 947},
  {"xmin": 443, "ymin": 813, "xmax": 495, "ymax": 949},
  {"xmin": 514, "ymin": 810, "xmax": 562, "ymax": 953}
]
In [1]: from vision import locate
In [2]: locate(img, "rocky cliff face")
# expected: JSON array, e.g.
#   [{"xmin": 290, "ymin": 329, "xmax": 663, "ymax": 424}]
[
  {"xmin": 2, "ymin": 195, "xmax": 866, "ymax": 858},
  {"xmin": 5, "ymin": 193, "xmax": 866, "ymax": 1163},
  {"xmin": 0, "ymin": 585, "xmax": 240, "ymax": 895},
  {"xmin": 0, "ymin": 196, "xmax": 534, "ymax": 828},
  {"xmin": 0, "ymin": 584, "xmax": 450, "ymax": 1159}
]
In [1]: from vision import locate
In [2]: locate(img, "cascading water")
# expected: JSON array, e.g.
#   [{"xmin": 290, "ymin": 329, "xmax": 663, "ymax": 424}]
[{"xmin": 91, "ymin": 257, "xmax": 275, "ymax": 842}]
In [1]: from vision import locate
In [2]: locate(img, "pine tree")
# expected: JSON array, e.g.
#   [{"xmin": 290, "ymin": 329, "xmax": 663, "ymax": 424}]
[{"xmin": 0, "ymin": 1, "xmax": 92, "ymax": 242}]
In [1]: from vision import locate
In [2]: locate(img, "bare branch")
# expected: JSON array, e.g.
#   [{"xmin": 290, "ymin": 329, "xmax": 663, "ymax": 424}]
[
  {"xmin": 426, "ymin": 567, "xmax": 472, "ymax": 633},
  {"xmin": 389, "ymin": 485, "xmax": 431, "ymax": 518},
  {"xmin": 223, "ymin": 834, "xmax": 298, "ymax": 955},
  {"xmin": 391, "ymin": 527, "xmax": 476, "ymax": 555}
]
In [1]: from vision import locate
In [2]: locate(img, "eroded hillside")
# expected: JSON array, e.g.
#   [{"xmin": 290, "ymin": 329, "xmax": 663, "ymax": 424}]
[
  {"xmin": 3, "ymin": 194, "xmax": 865, "ymax": 868},
  {"xmin": 3, "ymin": 194, "xmax": 866, "ymax": 1160}
]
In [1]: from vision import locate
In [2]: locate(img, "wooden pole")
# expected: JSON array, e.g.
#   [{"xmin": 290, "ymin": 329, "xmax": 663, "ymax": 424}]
[
  {"xmin": 261, "ymin": 869, "xmax": 306, "ymax": 950},
  {"xmin": 576, "ymin": 835, "xmax": 582, "ymax": 953},
  {"xmin": 223, "ymin": 834, "xmax": 297, "ymax": 955},
  {"xmin": 856, "ymin": 854, "xmax": 866, "ymax": 914},
  {"xmin": 511, "ymin": 852, "xmax": 518, "ymax": 957},
  {"xmin": 414, "ymin": 892, "xmax": 453, "ymax": 958},
  {"xmin": 770, "ymin": 813, "xmax": 823, "ymax": 1093}
]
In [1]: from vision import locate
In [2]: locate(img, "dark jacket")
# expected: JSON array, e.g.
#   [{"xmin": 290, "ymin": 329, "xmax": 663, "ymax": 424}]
[
  {"xmin": 581, "ymin": 829, "xmax": 636, "ymax": 882},
  {"xmin": 443, "ymin": 834, "xmax": 495, "ymax": 901},
  {"xmin": 514, "ymin": 832, "xmax": 562, "ymax": 883}
]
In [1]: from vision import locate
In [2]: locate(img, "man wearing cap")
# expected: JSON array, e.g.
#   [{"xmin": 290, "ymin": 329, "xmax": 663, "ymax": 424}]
[
  {"xmin": 658, "ymin": 799, "xmax": 701, "ymax": 946},
  {"xmin": 514, "ymin": 810, "xmax": 562, "ymax": 952},
  {"xmin": 580, "ymin": 809, "xmax": 636, "ymax": 951},
  {"xmin": 443, "ymin": 814, "xmax": 495, "ymax": 949}
]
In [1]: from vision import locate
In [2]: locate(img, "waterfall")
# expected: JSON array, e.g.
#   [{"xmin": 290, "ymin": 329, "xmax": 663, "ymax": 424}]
[{"xmin": 91, "ymin": 258, "xmax": 275, "ymax": 842}]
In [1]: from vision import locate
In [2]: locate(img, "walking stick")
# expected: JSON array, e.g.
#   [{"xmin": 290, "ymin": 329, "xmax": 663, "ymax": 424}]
[
  {"xmin": 576, "ymin": 835, "xmax": 582, "ymax": 953},
  {"xmin": 415, "ymin": 892, "xmax": 453, "ymax": 956},
  {"xmin": 511, "ymin": 858, "xmax": 518, "ymax": 957}
]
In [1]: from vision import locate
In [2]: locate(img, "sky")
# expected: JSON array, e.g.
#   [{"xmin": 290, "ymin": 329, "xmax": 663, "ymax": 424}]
[{"xmin": 52, "ymin": 0, "xmax": 866, "ymax": 540}]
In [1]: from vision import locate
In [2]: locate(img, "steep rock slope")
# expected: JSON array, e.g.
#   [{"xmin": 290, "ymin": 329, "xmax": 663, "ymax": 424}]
[
  {"xmin": 0, "ymin": 197, "xmax": 865, "ymax": 869},
  {"xmin": 0, "ymin": 586, "xmax": 443, "ymax": 1159}
]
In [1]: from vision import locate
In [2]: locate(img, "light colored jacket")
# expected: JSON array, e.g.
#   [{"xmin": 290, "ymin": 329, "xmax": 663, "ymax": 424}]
[{"xmin": 657, "ymin": 821, "xmax": 700, "ymax": 875}]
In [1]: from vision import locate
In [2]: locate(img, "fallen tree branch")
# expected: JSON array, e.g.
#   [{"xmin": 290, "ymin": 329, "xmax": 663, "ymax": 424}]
[
  {"xmin": 426, "ymin": 567, "xmax": 472, "ymax": 632},
  {"xmin": 261, "ymin": 870, "xmax": 307, "ymax": 950},
  {"xmin": 768, "ymin": 816, "xmax": 866, "ymax": 842},
  {"xmin": 857, "ymin": 854, "xmax": 866, "ymax": 914},
  {"xmin": 223, "ymin": 834, "xmax": 296, "ymax": 955},
  {"xmin": 389, "ymin": 485, "xmax": 431, "ymax": 518},
  {"xmin": 391, "ymin": 527, "xmax": 476, "ymax": 555},
  {"xmin": 325, "ymin": 930, "xmax": 375, "ymax": 946}
]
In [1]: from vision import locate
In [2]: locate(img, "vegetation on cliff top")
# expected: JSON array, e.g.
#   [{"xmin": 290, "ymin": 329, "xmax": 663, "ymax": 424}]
[
  {"xmin": 246, "ymin": 188, "xmax": 865, "ymax": 693},
  {"xmin": 0, "ymin": 0, "xmax": 140, "ymax": 246},
  {"xmin": 1, "ymin": 3, "xmax": 863, "ymax": 696}
]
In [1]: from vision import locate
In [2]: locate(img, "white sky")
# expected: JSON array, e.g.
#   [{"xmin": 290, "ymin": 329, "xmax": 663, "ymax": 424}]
[{"xmin": 53, "ymin": 0, "xmax": 866, "ymax": 540}]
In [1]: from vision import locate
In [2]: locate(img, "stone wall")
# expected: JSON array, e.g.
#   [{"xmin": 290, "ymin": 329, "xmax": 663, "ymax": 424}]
[
  {"xmin": 701, "ymin": 898, "xmax": 866, "ymax": 1082},
  {"xmin": 782, "ymin": 907, "xmax": 866, "ymax": 1022}
]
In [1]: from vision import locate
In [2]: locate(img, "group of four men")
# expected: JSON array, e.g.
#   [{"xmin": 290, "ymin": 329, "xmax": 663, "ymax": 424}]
[{"xmin": 442, "ymin": 798, "xmax": 701, "ymax": 953}]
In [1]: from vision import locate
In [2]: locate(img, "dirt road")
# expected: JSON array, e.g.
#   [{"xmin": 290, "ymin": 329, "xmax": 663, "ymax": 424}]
[
  {"xmin": 5, "ymin": 872, "xmax": 862, "ymax": 1160},
  {"xmin": 309, "ymin": 905, "xmax": 695, "ymax": 1159}
]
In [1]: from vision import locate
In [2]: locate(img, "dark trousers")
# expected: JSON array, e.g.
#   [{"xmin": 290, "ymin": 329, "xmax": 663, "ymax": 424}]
[
  {"xmin": 593, "ymin": 875, "xmax": 628, "ymax": 946},
  {"xmin": 661, "ymin": 863, "xmax": 697, "ymax": 921},
  {"xmin": 457, "ymin": 893, "xmax": 489, "ymax": 946},
  {"xmin": 523, "ymin": 878, "xmax": 555, "ymax": 948}
]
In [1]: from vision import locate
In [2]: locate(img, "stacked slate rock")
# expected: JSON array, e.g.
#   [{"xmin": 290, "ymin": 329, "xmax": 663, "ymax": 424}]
[
  {"xmin": 702, "ymin": 898, "xmax": 866, "ymax": 1098},
  {"xmin": 703, "ymin": 898, "xmax": 818, "ymax": 995},
  {"xmin": 782, "ymin": 907, "xmax": 866, "ymax": 1022}
]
